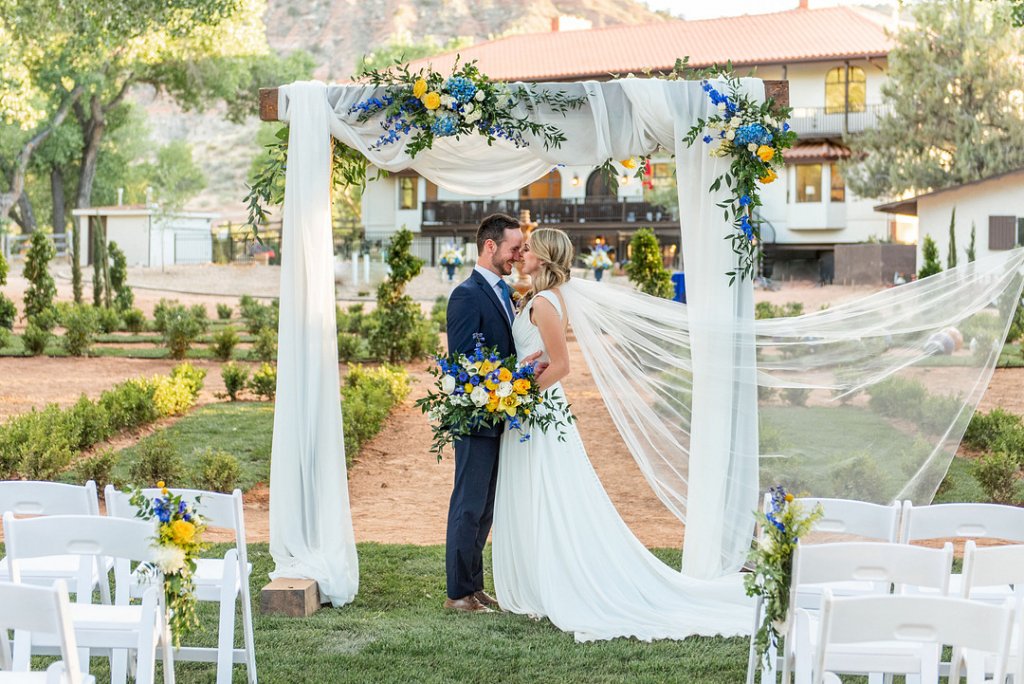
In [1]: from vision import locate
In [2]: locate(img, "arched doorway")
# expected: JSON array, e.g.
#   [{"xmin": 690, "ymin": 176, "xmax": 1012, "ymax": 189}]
[
  {"xmin": 585, "ymin": 169, "xmax": 614, "ymax": 199},
  {"xmin": 520, "ymin": 169, "xmax": 562, "ymax": 199}
]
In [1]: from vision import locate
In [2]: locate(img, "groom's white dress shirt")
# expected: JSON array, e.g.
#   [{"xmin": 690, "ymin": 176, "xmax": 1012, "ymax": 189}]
[{"xmin": 474, "ymin": 265, "xmax": 513, "ymax": 325}]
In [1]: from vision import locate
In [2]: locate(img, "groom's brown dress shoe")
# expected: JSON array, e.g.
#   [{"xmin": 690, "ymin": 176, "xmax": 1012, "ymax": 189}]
[
  {"xmin": 473, "ymin": 590, "xmax": 500, "ymax": 610},
  {"xmin": 444, "ymin": 595, "xmax": 492, "ymax": 613}
]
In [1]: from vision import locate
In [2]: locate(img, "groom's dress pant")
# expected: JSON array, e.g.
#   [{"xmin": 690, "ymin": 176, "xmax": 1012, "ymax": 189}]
[{"xmin": 446, "ymin": 433, "xmax": 500, "ymax": 600}]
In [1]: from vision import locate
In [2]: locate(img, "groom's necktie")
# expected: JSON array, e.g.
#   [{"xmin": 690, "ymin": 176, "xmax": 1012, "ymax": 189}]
[{"xmin": 497, "ymin": 280, "xmax": 516, "ymax": 325}]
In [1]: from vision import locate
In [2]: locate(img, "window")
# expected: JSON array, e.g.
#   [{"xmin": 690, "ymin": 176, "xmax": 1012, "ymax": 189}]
[
  {"xmin": 520, "ymin": 169, "xmax": 561, "ymax": 199},
  {"xmin": 988, "ymin": 215, "xmax": 1016, "ymax": 250},
  {"xmin": 399, "ymin": 177, "xmax": 417, "ymax": 209},
  {"xmin": 796, "ymin": 164, "xmax": 822, "ymax": 203},
  {"xmin": 825, "ymin": 66, "xmax": 866, "ymax": 114},
  {"xmin": 652, "ymin": 163, "xmax": 673, "ymax": 179},
  {"xmin": 829, "ymin": 164, "xmax": 845, "ymax": 202}
]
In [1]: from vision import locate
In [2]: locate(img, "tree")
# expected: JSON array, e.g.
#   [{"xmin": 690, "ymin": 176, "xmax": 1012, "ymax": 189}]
[
  {"xmin": 108, "ymin": 242, "xmax": 134, "ymax": 311},
  {"xmin": 0, "ymin": 249, "xmax": 15, "ymax": 329},
  {"xmin": 625, "ymin": 228, "xmax": 673, "ymax": 298},
  {"xmin": 918, "ymin": 235, "xmax": 943, "ymax": 280},
  {"xmin": 845, "ymin": 0, "xmax": 1024, "ymax": 199},
  {"xmin": 967, "ymin": 222, "xmax": 977, "ymax": 262},
  {"xmin": 356, "ymin": 34, "xmax": 474, "ymax": 76},
  {"xmin": 22, "ymin": 231, "xmax": 56, "ymax": 319},
  {"xmin": 947, "ymin": 208, "xmax": 958, "ymax": 270}
]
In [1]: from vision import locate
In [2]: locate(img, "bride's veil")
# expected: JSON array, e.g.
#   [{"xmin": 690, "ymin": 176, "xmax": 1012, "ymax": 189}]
[{"xmin": 560, "ymin": 247, "xmax": 1024, "ymax": 569}]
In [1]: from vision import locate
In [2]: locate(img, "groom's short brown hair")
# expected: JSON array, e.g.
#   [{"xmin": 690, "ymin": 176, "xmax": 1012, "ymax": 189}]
[{"xmin": 476, "ymin": 213, "xmax": 520, "ymax": 253}]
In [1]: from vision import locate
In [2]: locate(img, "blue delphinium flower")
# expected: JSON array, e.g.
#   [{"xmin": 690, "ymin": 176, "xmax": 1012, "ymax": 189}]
[
  {"xmin": 445, "ymin": 76, "xmax": 478, "ymax": 103},
  {"xmin": 782, "ymin": 122, "xmax": 790, "ymax": 132},
  {"xmin": 739, "ymin": 195, "xmax": 751, "ymax": 207},
  {"xmin": 702, "ymin": 135, "xmax": 713, "ymax": 144},
  {"xmin": 740, "ymin": 215, "xmax": 754, "ymax": 241}
]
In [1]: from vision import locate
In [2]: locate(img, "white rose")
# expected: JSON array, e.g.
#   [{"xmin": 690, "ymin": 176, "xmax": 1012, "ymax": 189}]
[
  {"xmin": 465, "ymin": 111, "xmax": 481, "ymax": 124},
  {"xmin": 441, "ymin": 375, "xmax": 457, "ymax": 395},
  {"xmin": 726, "ymin": 130, "xmax": 735, "ymax": 141},
  {"xmin": 153, "ymin": 545, "xmax": 186, "ymax": 575},
  {"xmin": 747, "ymin": 143, "xmax": 758, "ymax": 152},
  {"xmin": 470, "ymin": 386, "xmax": 489, "ymax": 407},
  {"xmin": 474, "ymin": 89, "xmax": 485, "ymax": 102},
  {"xmin": 463, "ymin": 103, "xmax": 474, "ymax": 114},
  {"xmin": 496, "ymin": 381, "xmax": 514, "ymax": 398}
]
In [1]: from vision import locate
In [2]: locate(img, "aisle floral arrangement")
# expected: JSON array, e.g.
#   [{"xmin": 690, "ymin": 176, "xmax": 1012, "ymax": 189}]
[
  {"xmin": 744, "ymin": 486, "xmax": 823, "ymax": 665},
  {"xmin": 581, "ymin": 245, "xmax": 614, "ymax": 281},
  {"xmin": 684, "ymin": 72, "xmax": 797, "ymax": 283},
  {"xmin": 131, "ymin": 483, "xmax": 210, "ymax": 645},
  {"xmin": 439, "ymin": 246, "xmax": 464, "ymax": 267},
  {"xmin": 416, "ymin": 333, "xmax": 575, "ymax": 460}
]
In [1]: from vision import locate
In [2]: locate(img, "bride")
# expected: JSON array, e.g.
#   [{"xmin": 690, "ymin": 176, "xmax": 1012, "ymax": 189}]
[{"xmin": 491, "ymin": 227, "xmax": 754, "ymax": 642}]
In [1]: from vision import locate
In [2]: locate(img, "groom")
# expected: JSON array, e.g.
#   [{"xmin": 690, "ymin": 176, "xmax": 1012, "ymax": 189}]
[{"xmin": 444, "ymin": 213, "xmax": 526, "ymax": 613}]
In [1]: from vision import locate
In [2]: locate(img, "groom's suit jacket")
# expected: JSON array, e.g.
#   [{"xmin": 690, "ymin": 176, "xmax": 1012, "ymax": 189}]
[{"xmin": 447, "ymin": 269, "xmax": 516, "ymax": 439}]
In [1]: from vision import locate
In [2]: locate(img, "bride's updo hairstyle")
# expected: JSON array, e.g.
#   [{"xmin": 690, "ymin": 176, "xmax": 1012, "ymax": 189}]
[{"xmin": 529, "ymin": 227, "xmax": 573, "ymax": 296}]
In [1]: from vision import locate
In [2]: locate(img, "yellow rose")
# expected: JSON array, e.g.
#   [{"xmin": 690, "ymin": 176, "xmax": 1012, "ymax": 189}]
[
  {"xmin": 422, "ymin": 91, "xmax": 441, "ymax": 110},
  {"xmin": 464, "ymin": 383, "xmax": 473, "ymax": 393},
  {"xmin": 756, "ymin": 145, "xmax": 775, "ymax": 162},
  {"xmin": 156, "ymin": 481, "xmax": 165, "ymax": 489},
  {"xmin": 498, "ymin": 368, "xmax": 513, "ymax": 383},
  {"xmin": 412, "ymin": 79, "xmax": 428, "ymax": 98},
  {"xmin": 620, "ymin": 157, "xmax": 637, "ymax": 169},
  {"xmin": 479, "ymin": 360, "xmax": 496, "ymax": 376},
  {"xmin": 485, "ymin": 380, "xmax": 498, "ymax": 391},
  {"xmin": 486, "ymin": 394, "xmax": 500, "ymax": 412},
  {"xmin": 760, "ymin": 169, "xmax": 778, "ymax": 184},
  {"xmin": 500, "ymin": 395, "xmax": 518, "ymax": 416},
  {"xmin": 170, "ymin": 519, "xmax": 196, "ymax": 545},
  {"xmin": 513, "ymin": 379, "xmax": 530, "ymax": 395}
]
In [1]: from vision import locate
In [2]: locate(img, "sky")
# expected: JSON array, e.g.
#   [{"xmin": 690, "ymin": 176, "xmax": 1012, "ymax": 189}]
[{"xmin": 646, "ymin": 0, "xmax": 893, "ymax": 19}]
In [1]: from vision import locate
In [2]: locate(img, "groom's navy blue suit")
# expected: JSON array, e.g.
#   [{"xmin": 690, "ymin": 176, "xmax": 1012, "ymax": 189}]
[{"xmin": 445, "ymin": 268, "xmax": 516, "ymax": 600}]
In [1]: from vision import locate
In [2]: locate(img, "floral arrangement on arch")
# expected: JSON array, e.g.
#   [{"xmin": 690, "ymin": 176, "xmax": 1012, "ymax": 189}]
[
  {"xmin": 351, "ymin": 59, "xmax": 588, "ymax": 158},
  {"xmin": 131, "ymin": 483, "xmax": 210, "ymax": 645},
  {"xmin": 744, "ymin": 486, "xmax": 823, "ymax": 666},
  {"xmin": 581, "ymin": 244, "xmax": 613, "ymax": 271},
  {"xmin": 415, "ymin": 334, "xmax": 575, "ymax": 460},
  {"xmin": 438, "ymin": 245, "xmax": 465, "ymax": 267},
  {"xmin": 684, "ymin": 72, "xmax": 797, "ymax": 283}
]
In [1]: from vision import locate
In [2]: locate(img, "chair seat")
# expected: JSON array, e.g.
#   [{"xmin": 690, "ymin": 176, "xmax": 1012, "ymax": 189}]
[
  {"xmin": 67, "ymin": 603, "xmax": 146, "ymax": 631},
  {"xmin": 914, "ymin": 574, "xmax": 1012, "ymax": 602},
  {"xmin": 0, "ymin": 555, "xmax": 112, "ymax": 585}
]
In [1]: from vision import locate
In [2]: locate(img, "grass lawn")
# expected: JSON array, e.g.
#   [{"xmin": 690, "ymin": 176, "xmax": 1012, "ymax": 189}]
[
  {"xmin": 1, "ymin": 542, "xmax": 749, "ymax": 684},
  {"xmin": 111, "ymin": 402, "xmax": 274, "ymax": 491}
]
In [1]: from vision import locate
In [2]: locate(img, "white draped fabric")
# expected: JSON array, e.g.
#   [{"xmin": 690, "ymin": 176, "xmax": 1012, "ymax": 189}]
[{"xmin": 272, "ymin": 78, "xmax": 761, "ymax": 595}]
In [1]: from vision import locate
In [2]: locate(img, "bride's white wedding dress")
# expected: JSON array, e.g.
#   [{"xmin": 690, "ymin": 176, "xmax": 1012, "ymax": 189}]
[{"xmin": 492, "ymin": 289, "xmax": 754, "ymax": 642}]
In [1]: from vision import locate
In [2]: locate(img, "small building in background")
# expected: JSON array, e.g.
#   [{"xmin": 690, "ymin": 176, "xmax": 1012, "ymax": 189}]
[
  {"xmin": 71, "ymin": 205, "xmax": 219, "ymax": 267},
  {"xmin": 875, "ymin": 167, "xmax": 1024, "ymax": 267}
]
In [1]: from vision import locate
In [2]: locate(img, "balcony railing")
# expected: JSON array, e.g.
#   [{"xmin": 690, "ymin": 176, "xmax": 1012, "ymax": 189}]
[
  {"xmin": 421, "ymin": 198, "xmax": 676, "ymax": 227},
  {"xmin": 787, "ymin": 104, "xmax": 892, "ymax": 137}
]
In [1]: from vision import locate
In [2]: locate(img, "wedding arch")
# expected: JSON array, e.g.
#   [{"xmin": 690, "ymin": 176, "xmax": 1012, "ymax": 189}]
[{"xmin": 255, "ymin": 74, "xmax": 1024, "ymax": 607}]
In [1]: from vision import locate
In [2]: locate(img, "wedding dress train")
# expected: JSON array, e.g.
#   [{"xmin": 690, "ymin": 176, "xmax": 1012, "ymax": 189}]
[{"xmin": 492, "ymin": 289, "xmax": 754, "ymax": 642}]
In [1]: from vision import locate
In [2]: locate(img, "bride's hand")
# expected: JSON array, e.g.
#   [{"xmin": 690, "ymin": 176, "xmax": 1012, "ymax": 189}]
[{"xmin": 520, "ymin": 351, "xmax": 551, "ymax": 380}]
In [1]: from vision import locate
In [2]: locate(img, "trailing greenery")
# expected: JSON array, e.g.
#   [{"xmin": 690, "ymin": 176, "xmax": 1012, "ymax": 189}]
[
  {"xmin": 625, "ymin": 228, "xmax": 673, "ymax": 298},
  {"xmin": 22, "ymin": 232, "xmax": 56, "ymax": 319},
  {"xmin": 918, "ymin": 235, "xmax": 942, "ymax": 279}
]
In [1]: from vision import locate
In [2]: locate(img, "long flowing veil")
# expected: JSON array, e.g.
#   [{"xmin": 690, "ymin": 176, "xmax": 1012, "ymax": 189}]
[{"xmin": 560, "ymin": 247, "xmax": 1024, "ymax": 569}]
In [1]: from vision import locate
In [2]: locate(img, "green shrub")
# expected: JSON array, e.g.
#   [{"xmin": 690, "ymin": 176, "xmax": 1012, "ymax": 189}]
[
  {"xmin": 369, "ymin": 229, "xmax": 435, "ymax": 363},
  {"xmin": 919, "ymin": 393, "xmax": 964, "ymax": 436},
  {"xmin": 0, "ymin": 327, "xmax": 10, "ymax": 350},
  {"xmin": 20, "ymin": 421, "xmax": 75, "ymax": 480},
  {"xmin": 31, "ymin": 306, "xmax": 58, "ymax": 331},
  {"xmin": 866, "ymin": 376, "xmax": 927, "ymax": 421},
  {"xmin": 0, "ymin": 295, "xmax": 15, "ymax": 331},
  {"xmin": 346, "ymin": 364, "xmax": 411, "ymax": 403},
  {"xmin": 918, "ymin": 235, "xmax": 942, "ymax": 279},
  {"xmin": 430, "ymin": 296, "xmax": 447, "ymax": 329},
  {"xmin": 782, "ymin": 387, "xmax": 810, "ymax": 407},
  {"xmin": 95, "ymin": 306, "xmax": 122, "ymax": 334},
  {"xmin": 99, "ymin": 379, "xmax": 158, "ymax": 431},
  {"xmin": 973, "ymin": 451, "xmax": 1019, "ymax": 505},
  {"xmin": 163, "ymin": 306, "xmax": 202, "ymax": 359},
  {"xmin": 216, "ymin": 303, "xmax": 233, "ymax": 320},
  {"xmin": 23, "ymin": 232, "xmax": 56, "ymax": 319},
  {"xmin": 221, "ymin": 362, "xmax": 249, "ymax": 401},
  {"xmin": 108, "ymin": 241, "xmax": 134, "ymax": 311},
  {"xmin": 251, "ymin": 326, "xmax": 278, "ymax": 362},
  {"xmin": 759, "ymin": 422, "xmax": 786, "ymax": 454},
  {"xmin": 240, "ymin": 297, "xmax": 278, "ymax": 335},
  {"xmin": 625, "ymin": 228, "xmax": 673, "ymax": 298},
  {"xmin": 195, "ymin": 448, "xmax": 240, "ymax": 493},
  {"xmin": 757, "ymin": 385, "xmax": 778, "ymax": 403},
  {"xmin": 74, "ymin": 449, "xmax": 120, "ymax": 492},
  {"xmin": 22, "ymin": 322, "xmax": 51, "ymax": 355},
  {"xmin": 122, "ymin": 307, "xmax": 147, "ymax": 333},
  {"xmin": 127, "ymin": 432, "xmax": 184, "ymax": 487},
  {"xmin": 63, "ymin": 395, "xmax": 111, "ymax": 450},
  {"xmin": 61, "ymin": 304, "xmax": 99, "ymax": 356},
  {"xmin": 755, "ymin": 301, "xmax": 804, "ymax": 320},
  {"xmin": 342, "ymin": 365, "xmax": 411, "ymax": 464},
  {"xmin": 830, "ymin": 453, "xmax": 888, "ymax": 500},
  {"xmin": 964, "ymin": 408, "xmax": 1024, "ymax": 451},
  {"xmin": 248, "ymin": 363, "xmax": 277, "ymax": 400},
  {"xmin": 211, "ymin": 326, "xmax": 240, "ymax": 361},
  {"xmin": 190, "ymin": 304, "xmax": 210, "ymax": 333},
  {"xmin": 171, "ymin": 362, "xmax": 206, "ymax": 398},
  {"xmin": 337, "ymin": 332, "xmax": 366, "ymax": 362}
]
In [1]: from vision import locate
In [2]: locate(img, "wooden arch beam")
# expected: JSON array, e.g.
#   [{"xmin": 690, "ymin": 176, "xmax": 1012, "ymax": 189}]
[{"xmin": 259, "ymin": 80, "xmax": 789, "ymax": 122}]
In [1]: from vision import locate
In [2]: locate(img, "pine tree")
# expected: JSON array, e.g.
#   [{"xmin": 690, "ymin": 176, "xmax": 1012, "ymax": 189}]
[
  {"xmin": 919, "ymin": 235, "xmax": 943, "ymax": 279},
  {"xmin": 108, "ymin": 241, "xmax": 133, "ymax": 311},
  {"xmin": 625, "ymin": 228, "xmax": 673, "ymax": 298},
  {"xmin": 846, "ymin": 0, "xmax": 1024, "ymax": 198},
  {"xmin": 947, "ymin": 208, "xmax": 958, "ymax": 270},
  {"xmin": 23, "ymin": 231, "xmax": 56, "ymax": 319},
  {"xmin": 967, "ymin": 222, "xmax": 977, "ymax": 262}
]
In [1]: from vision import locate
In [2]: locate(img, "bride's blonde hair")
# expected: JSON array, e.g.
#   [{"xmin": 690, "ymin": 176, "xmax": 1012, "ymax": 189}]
[{"xmin": 528, "ymin": 228, "xmax": 573, "ymax": 296}]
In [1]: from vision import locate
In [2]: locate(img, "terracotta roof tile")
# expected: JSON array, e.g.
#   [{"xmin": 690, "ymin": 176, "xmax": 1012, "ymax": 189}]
[{"xmin": 403, "ymin": 7, "xmax": 895, "ymax": 82}]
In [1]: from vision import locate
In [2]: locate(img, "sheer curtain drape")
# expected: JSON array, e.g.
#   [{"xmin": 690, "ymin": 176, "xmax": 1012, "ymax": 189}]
[{"xmin": 271, "ymin": 79, "xmax": 761, "ymax": 597}]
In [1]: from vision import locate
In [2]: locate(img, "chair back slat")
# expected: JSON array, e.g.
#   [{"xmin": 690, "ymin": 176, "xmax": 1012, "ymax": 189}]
[
  {"xmin": 794, "ymin": 541, "xmax": 952, "ymax": 594},
  {"xmin": 0, "ymin": 480, "xmax": 99, "ymax": 516},
  {"xmin": 106, "ymin": 486, "xmax": 240, "ymax": 532},
  {"xmin": 961, "ymin": 541, "xmax": 1024, "ymax": 591},
  {"xmin": 4, "ymin": 513, "xmax": 155, "ymax": 565},
  {"xmin": 0, "ymin": 580, "xmax": 82, "ymax": 682},
  {"xmin": 901, "ymin": 502, "xmax": 1024, "ymax": 543},
  {"xmin": 798, "ymin": 498, "xmax": 901, "ymax": 542}
]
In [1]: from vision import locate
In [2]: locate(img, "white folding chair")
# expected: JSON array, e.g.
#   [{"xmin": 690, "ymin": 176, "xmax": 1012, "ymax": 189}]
[
  {"xmin": 784, "ymin": 541, "xmax": 953, "ymax": 684},
  {"xmin": 746, "ymin": 497, "xmax": 902, "ymax": 684},
  {"xmin": 0, "ymin": 482, "xmax": 110, "ymax": 605},
  {"xmin": 957, "ymin": 541, "xmax": 1024, "ymax": 683},
  {"xmin": 3, "ymin": 513, "xmax": 174, "ymax": 684},
  {"xmin": 900, "ymin": 501, "xmax": 1024, "ymax": 600},
  {"xmin": 106, "ymin": 486, "xmax": 256, "ymax": 684},
  {"xmin": 0, "ymin": 580, "xmax": 95, "ymax": 684},
  {"xmin": 813, "ymin": 592, "xmax": 1012, "ymax": 684}
]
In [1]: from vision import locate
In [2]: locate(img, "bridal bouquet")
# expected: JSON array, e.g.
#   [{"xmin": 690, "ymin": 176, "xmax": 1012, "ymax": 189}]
[
  {"xmin": 744, "ymin": 486, "xmax": 823, "ymax": 665},
  {"xmin": 130, "ymin": 483, "xmax": 210, "ymax": 645},
  {"xmin": 416, "ymin": 333, "xmax": 575, "ymax": 460}
]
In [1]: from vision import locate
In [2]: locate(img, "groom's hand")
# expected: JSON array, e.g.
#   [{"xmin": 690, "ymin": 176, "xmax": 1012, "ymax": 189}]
[{"xmin": 521, "ymin": 351, "xmax": 550, "ymax": 379}]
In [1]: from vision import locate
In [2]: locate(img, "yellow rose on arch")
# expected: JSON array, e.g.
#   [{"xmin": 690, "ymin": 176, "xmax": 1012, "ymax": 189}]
[
  {"xmin": 756, "ymin": 145, "xmax": 775, "ymax": 162},
  {"xmin": 422, "ymin": 91, "xmax": 441, "ymax": 110},
  {"xmin": 412, "ymin": 78, "xmax": 428, "ymax": 98}
]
